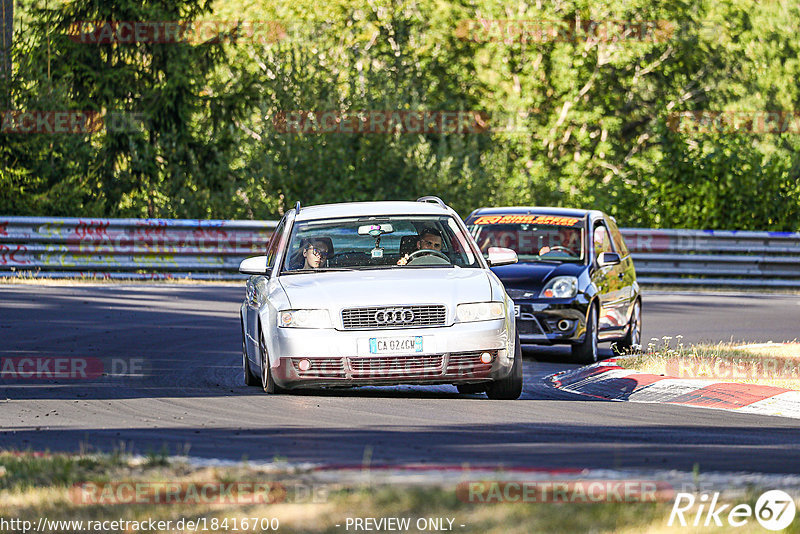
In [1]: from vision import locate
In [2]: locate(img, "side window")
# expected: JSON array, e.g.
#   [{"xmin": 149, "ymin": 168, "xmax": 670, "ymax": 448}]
[
  {"xmin": 605, "ymin": 218, "xmax": 630, "ymax": 257},
  {"xmin": 593, "ymin": 224, "xmax": 613, "ymax": 259},
  {"xmin": 265, "ymin": 219, "xmax": 286, "ymax": 269}
]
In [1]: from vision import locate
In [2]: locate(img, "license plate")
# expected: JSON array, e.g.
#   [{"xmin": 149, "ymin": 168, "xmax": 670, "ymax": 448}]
[
  {"xmin": 369, "ymin": 336, "xmax": 423, "ymax": 354},
  {"xmin": 514, "ymin": 305, "xmax": 520, "ymax": 318}
]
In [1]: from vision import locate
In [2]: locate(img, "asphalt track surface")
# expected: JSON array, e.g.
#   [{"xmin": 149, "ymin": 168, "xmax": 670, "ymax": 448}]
[{"xmin": 1, "ymin": 285, "xmax": 799, "ymax": 474}]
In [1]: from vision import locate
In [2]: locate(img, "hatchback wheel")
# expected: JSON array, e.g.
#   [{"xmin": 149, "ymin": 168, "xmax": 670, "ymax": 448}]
[
  {"xmin": 571, "ymin": 304, "xmax": 598, "ymax": 364},
  {"xmin": 614, "ymin": 299, "xmax": 642, "ymax": 354}
]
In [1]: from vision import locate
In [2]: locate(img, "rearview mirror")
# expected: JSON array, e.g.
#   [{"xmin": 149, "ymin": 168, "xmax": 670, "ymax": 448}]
[
  {"xmin": 597, "ymin": 252, "xmax": 621, "ymax": 266},
  {"xmin": 487, "ymin": 247, "xmax": 518, "ymax": 267},
  {"xmin": 358, "ymin": 223, "xmax": 394, "ymax": 236},
  {"xmin": 239, "ymin": 255, "xmax": 269, "ymax": 275}
]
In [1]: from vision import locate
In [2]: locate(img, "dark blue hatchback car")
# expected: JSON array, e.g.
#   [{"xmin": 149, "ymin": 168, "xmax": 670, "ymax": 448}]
[{"xmin": 465, "ymin": 207, "xmax": 641, "ymax": 363}]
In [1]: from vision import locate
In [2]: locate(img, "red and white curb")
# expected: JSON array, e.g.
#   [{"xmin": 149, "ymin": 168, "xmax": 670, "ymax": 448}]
[{"xmin": 550, "ymin": 359, "xmax": 800, "ymax": 419}]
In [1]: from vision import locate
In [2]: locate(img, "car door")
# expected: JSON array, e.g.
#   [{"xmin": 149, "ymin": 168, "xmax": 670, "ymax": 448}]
[
  {"xmin": 590, "ymin": 221, "xmax": 627, "ymax": 337},
  {"xmin": 244, "ymin": 217, "xmax": 285, "ymax": 369},
  {"xmin": 606, "ymin": 217, "xmax": 637, "ymax": 321}
]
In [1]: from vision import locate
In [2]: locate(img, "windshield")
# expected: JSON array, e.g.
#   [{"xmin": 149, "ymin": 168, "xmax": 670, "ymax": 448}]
[
  {"xmin": 281, "ymin": 215, "xmax": 480, "ymax": 272},
  {"xmin": 466, "ymin": 213, "xmax": 586, "ymax": 263}
]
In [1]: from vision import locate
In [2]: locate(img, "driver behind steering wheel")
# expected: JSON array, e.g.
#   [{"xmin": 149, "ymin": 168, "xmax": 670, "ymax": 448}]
[
  {"xmin": 539, "ymin": 227, "xmax": 580, "ymax": 257},
  {"xmin": 397, "ymin": 228, "xmax": 444, "ymax": 265}
]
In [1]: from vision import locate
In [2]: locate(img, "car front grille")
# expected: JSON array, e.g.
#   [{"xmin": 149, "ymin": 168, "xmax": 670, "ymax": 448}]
[
  {"xmin": 348, "ymin": 355, "xmax": 444, "ymax": 377},
  {"xmin": 341, "ymin": 305, "xmax": 447, "ymax": 330},
  {"xmin": 289, "ymin": 351, "xmax": 497, "ymax": 381}
]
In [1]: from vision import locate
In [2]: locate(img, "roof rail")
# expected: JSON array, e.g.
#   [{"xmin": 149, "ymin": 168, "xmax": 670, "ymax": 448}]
[
  {"xmin": 295, "ymin": 201, "xmax": 301, "ymax": 214},
  {"xmin": 416, "ymin": 196, "xmax": 447, "ymax": 209}
]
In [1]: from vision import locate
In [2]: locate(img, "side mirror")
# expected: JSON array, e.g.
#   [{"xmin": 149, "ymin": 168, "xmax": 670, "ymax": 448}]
[
  {"xmin": 487, "ymin": 247, "xmax": 518, "ymax": 267},
  {"xmin": 239, "ymin": 255, "xmax": 270, "ymax": 275},
  {"xmin": 597, "ymin": 252, "xmax": 621, "ymax": 266}
]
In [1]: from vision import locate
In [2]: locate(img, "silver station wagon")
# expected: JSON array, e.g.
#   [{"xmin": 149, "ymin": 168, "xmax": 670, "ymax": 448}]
[{"xmin": 238, "ymin": 197, "xmax": 522, "ymax": 399}]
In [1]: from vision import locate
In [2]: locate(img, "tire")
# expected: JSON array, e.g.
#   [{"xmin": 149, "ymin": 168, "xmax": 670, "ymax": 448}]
[
  {"xmin": 243, "ymin": 334, "xmax": 259, "ymax": 386},
  {"xmin": 571, "ymin": 303, "xmax": 599, "ymax": 365},
  {"xmin": 259, "ymin": 328, "xmax": 285, "ymax": 394},
  {"xmin": 485, "ymin": 332, "xmax": 523, "ymax": 400},
  {"xmin": 456, "ymin": 383, "xmax": 486, "ymax": 394},
  {"xmin": 613, "ymin": 299, "xmax": 642, "ymax": 354}
]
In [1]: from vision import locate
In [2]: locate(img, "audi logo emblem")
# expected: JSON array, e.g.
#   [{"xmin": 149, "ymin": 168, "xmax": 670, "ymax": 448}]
[{"xmin": 374, "ymin": 308, "xmax": 415, "ymax": 324}]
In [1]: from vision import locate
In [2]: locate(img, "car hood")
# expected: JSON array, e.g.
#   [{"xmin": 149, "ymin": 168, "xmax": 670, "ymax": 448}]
[
  {"xmin": 490, "ymin": 262, "xmax": 585, "ymax": 292},
  {"xmin": 279, "ymin": 268, "xmax": 492, "ymax": 310}
]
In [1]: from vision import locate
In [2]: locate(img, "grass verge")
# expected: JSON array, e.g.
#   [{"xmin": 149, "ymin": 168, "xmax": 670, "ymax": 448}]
[{"xmin": 3, "ymin": 451, "xmax": 795, "ymax": 533}]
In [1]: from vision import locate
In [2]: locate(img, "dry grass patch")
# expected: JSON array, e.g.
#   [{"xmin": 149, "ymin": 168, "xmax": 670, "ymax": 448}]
[{"xmin": 0, "ymin": 451, "xmax": 750, "ymax": 534}]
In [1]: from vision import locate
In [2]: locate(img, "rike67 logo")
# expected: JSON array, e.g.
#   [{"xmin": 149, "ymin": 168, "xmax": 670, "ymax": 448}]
[{"xmin": 668, "ymin": 490, "xmax": 796, "ymax": 530}]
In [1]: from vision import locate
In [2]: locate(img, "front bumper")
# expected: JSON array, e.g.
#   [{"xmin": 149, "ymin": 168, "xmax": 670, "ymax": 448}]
[
  {"xmin": 268, "ymin": 319, "xmax": 513, "ymax": 389},
  {"xmin": 514, "ymin": 295, "xmax": 590, "ymax": 345}
]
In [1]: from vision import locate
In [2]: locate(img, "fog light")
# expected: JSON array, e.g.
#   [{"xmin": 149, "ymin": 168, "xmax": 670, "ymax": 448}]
[
  {"xmin": 558, "ymin": 320, "xmax": 571, "ymax": 331},
  {"xmin": 480, "ymin": 352, "xmax": 493, "ymax": 364},
  {"xmin": 298, "ymin": 359, "xmax": 311, "ymax": 371}
]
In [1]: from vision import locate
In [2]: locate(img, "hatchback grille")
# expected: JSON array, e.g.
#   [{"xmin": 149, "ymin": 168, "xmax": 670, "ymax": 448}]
[
  {"xmin": 341, "ymin": 305, "xmax": 447, "ymax": 330},
  {"xmin": 518, "ymin": 317, "xmax": 545, "ymax": 336}
]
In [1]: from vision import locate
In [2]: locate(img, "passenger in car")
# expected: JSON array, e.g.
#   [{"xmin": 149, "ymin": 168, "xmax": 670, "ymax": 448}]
[
  {"xmin": 300, "ymin": 238, "xmax": 332, "ymax": 269},
  {"xmin": 397, "ymin": 228, "xmax": 444, "ymax": 265}
]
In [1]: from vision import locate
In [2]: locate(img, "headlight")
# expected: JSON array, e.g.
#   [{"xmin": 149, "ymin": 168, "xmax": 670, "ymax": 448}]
[
  {"xmin": 456, "ymin": 302, "xmax": 505, "ymax": 322},
  {"xmin": 278, "ymin": 309, "xmax": 332, "ymax": 328},
  {"xmin": 540, "ymin": 276, "xmax": 578, "ymax": 298}
]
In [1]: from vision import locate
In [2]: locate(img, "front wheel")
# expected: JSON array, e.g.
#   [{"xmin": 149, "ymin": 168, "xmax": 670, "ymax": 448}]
[
  {"xmin": 243, "ymin": 334, "xmax": 259, "ymax": 387},
  {"xmin": 613, "ymin": 299, "xmax": 642, "ymax": 354},
  {"xmin": 259, "ymin": 329, "xmax": 285, "ymax": 394},
  {"xmin": 486, "ymin": 333, "xmax": 523, "ymax": 400},
  {"xmin": 571, "ymin": 304, "xmax": 598, "ymax": 364}
]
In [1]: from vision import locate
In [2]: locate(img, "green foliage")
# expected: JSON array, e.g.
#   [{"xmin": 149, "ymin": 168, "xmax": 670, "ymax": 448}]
[{"xmin": 1, "ymin": 0, "xmax": 799, "ymax": 229}]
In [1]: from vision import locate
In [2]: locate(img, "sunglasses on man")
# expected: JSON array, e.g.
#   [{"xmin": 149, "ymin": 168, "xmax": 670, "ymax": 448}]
[{"xmin": 306, "ymin": 245, "xmax": 329, "ymax": 258}]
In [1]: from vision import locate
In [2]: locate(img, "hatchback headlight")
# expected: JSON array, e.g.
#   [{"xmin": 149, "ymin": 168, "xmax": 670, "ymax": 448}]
[
  {"xmin": 456, "ymin": 302, "xmax": 505, "ymax": 322},
  {"xmin": 278, "ymin": 309, "xmax": 332, "ymax": 328},
  {"xmin": 540, "ymin": 276, "xmax": 578, "ymax": 298}
]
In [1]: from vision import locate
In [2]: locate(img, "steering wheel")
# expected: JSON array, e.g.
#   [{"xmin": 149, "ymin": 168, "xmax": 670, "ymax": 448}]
[
  {"xmin": 541, "ymin": 245, "xmax": 573, "ymax": 255},
  {"xmin": 407, "ymin": 249, "xmax": 450, "ymax": 262}
]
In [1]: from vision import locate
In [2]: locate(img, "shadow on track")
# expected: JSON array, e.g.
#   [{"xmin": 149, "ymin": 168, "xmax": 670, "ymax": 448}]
[{"xmin": 3, "ymin": 421, "xmax": 800, "ymax": 474}]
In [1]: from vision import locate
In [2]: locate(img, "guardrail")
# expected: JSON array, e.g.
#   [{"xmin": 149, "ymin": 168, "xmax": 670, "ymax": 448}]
[
  {"xmin": 0, "ymin": 217, "xmax": 798, "ymax": 286},
  {"xmin": 0, "ymin": 217, "xmax": 276, "ymax": 280},
  {"xmin": 622, "ymin": 228, "xmax": 800, "ymax": 287}
]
